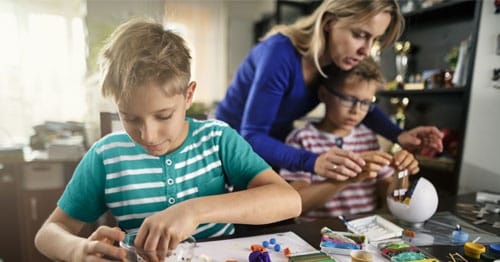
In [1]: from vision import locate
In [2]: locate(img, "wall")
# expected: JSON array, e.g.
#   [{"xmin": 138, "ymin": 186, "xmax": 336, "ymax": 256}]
[
  {"xmin": 226, "ymin": 1, "xmax": 274, "ymax": 79},
  {"xmin": 459, "ymin": 1, "xmax": 500, "ymax": 193}
]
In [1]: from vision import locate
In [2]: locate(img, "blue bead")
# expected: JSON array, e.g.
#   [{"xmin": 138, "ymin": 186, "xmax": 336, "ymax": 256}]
[
  {"xmin": 269, "ymin": 238, "xmax": 276, "ymax": 245},
  {"xmin": 274, "ymin": 244, "xmax": 281, "ymax": 252},
  {"xmin": 262, "ymin": 240, "xmax": 269, "ymax": 248}
]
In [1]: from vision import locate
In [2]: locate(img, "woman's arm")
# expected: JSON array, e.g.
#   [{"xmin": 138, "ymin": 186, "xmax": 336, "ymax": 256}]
[
  {"xmin": 362, "ymin": 105, "xmax": 402, "ymax": 143},
  {"xmin": 363, "ymin": 106, "xmax": 444, "ymax": 152}
]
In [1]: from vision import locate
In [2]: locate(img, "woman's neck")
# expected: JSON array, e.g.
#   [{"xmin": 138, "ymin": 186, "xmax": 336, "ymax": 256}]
[{"xmin": 301, "ymin": 58, "xmax": 320, "ymax": 88}]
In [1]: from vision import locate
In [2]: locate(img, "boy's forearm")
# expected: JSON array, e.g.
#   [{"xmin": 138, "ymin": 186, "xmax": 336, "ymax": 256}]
[
  {"xmin": 35, "ymin": 221, "xmax": 86, "ymax": 261},
  {"xmin": 297, "ymin": 181, "xmax": 348, "ymax": 213},
  {"xmin": 186, "ymin": 183, "xmax": 301, "ymax": 225}
]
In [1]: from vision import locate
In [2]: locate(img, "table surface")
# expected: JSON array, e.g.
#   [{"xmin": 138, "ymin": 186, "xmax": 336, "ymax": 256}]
[{"xmin": 229, "ymin": 192, "xmax": 500, "ymax": 261}]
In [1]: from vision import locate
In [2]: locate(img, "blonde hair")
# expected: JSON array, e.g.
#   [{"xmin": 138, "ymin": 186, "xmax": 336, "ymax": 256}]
[
  {"xmin": 99, "ymin": 18, "xmax": 191, "ymax": 102},
  {"xmin": 323, "ymin": 57, "xmax": 385, "ymax": 91},
  {"xmin": 263, "ymin": 0, "xmax": 404, "ymax": 77}
]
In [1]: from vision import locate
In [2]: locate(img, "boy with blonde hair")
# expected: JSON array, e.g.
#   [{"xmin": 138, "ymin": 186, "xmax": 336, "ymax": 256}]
[
  {"xmin": 35, "ymin": 18, "xmax": 301, "ymax": 261},
  {"xmin": 280, "ymin": 57, "xmax": 418, "ymax": 220}
]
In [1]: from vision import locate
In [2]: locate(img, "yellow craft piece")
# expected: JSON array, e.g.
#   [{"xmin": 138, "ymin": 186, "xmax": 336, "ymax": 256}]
[{"xmin": 463, "ymin": 242, "xmax": 486, "ymax": 259}]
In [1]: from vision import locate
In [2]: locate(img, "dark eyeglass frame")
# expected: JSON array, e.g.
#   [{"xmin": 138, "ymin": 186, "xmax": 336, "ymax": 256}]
[{"xmin": 325, "ymin": 88, "xmax": 376, "ymax": 112}]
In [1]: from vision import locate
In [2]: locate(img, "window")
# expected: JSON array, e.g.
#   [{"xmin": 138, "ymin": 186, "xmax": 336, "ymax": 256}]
[{"xmin": 0, "ymin": 1, "xmax": 86, "ymax": 145}]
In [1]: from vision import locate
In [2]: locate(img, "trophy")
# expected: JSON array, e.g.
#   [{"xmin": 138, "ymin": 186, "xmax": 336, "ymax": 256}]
[
  {"xmin": 390, "ymin": 97, "xmax": 410, "ymax": 154},
  {"xmin": 394, "ymin": 41, "xmax": 411, "ymax": 85}
]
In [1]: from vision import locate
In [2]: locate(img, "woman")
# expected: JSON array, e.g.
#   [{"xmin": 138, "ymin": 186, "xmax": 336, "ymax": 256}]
[{"xmin": 216, "ymin": 0, "xmax": 442, "ymax": 181}]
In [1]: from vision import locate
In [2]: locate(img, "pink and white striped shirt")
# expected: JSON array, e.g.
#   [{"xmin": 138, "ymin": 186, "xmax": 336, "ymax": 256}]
[{"xmin": 280, "ymin": 123, "xmax": 393, "ymax": 220}]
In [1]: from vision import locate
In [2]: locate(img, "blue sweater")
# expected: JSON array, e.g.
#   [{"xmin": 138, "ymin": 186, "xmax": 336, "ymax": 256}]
[{"xmin": 215, "ymin": 34, "xmax": 402, "ymax": 173}]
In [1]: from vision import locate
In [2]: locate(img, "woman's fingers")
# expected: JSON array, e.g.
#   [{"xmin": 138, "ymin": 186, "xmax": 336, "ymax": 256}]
[{"xmin": 315, "ymin": 147, "xmax": 365, "ymax": 180}]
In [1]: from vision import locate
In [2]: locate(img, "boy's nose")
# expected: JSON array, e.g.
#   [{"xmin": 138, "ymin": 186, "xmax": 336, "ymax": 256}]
[
  {"xmin": 349, "ymin": 102, "xmax": 363, "ymax": 113},
  {"xmin": 140, "ymin": 122, "xmax": 157, "ymax": 143}
]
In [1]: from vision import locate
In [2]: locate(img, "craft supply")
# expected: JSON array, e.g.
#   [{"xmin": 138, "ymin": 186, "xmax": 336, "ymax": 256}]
[
  {"xmin": 120, "ymin": 233, "xmax": 196, "ymax": 262},
  {"xmin": 338, "ymin": 215, "xmax": 354, "ymax": 229},
  {"xmin": 377, "ymin": 240, "xmax": 437, "ymax": 262},
  {"xmin": 473, "ymin": 219, "xmax": 487, "ymax": 225},
  {"xmin": 249, "ymin": 250, "xmax": 271, "ymax": 262},
  {"xmin": 464, "ymin": 242, "xmax": 486, "ymax": 259},
  {"xmin": 452, "ymin": 224, "xmax": 469, "ymax": 243},
  {"xmin": 448, "ymin": 252, "xmax": 468, "ymax": 262},
  {"xmin": 392, "ymin": 170, "xmax": 409, "ymax": 202},
  {"xmin": 491, "ymin": 244, "xmax": 500, "ymax": 255},
  {"xmin": 350, "ymin": 250, "xmax": 372, "ymax": 262},
  {"xmin": 346, "ymin": 215, "xmax": 403, "ymax": 242},
  {"xmin": 287, "ymin": 252, "xmax": 334, "ymax": 262},
  {"xmin": 320, "ymin": 227, "xmax": 364, "ymax": 255}
]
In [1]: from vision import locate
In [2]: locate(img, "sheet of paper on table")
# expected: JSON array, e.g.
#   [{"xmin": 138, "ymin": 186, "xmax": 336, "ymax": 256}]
[
  {"xmin": 193, "ymin": 231, "xmax": 318, "ymax": 261},
  {"xmin": 192, "ymin": 231, "xmax": 389, "ymax": 262}
]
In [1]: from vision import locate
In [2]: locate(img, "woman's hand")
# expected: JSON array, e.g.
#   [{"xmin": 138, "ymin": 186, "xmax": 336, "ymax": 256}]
[
  {"xmin": 314, "ymin": 147, "xmax": 365, "ymax": 181},
  {"xmin": 392, "ymin": 150, "xmax": 419, "ymax": 175},
  {"xmin": 72, "ymin": 226, "xmax": 125, "ymax": 262},
  {"xmin": 397, "ymin": 126, "xmax": 444, "ymax": 153},
  {"xmin": 134, "ymin": 202, "xmax": 199, "ymax": 262}
]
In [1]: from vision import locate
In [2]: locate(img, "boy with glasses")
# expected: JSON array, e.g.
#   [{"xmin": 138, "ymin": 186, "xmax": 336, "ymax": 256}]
[{"xmin": 280, "ymin": 57, "xmax": 419, "ymax": 220}]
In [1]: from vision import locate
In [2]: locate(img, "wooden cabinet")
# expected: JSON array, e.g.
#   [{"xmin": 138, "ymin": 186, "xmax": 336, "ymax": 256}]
[
  {"xmin": 0, "ymin": 160, "xmax": 78, "ymax": 262},
  {"xmin": 0, "ymin": 164, "xmax": 23, "ymax": 262}
]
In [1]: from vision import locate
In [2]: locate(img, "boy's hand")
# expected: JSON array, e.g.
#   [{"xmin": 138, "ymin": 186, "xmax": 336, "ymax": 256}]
[
  {"xmin": 314, "ymin": 147, "xmax": 365, "ymax": 181},
  {"xmin": 72, "ymin": 226, "xmax": 125, "ymax": 261},
  {"xmin": 359, "ymin": 151, "xmax": 392, "ymax": 174},
  {"xmin": 134, "ymin": 202, "xmax": 198, "ymax": 261},
  {"xmin": 392, "ymin": 150, "xmax": 420, "ymax": 175}
]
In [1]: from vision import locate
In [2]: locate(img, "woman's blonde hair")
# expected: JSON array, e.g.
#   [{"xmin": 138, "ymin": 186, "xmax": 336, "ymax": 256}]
[
  {"xmin": 99, "ymin": 18, "xmax": 191, "ymax": 102},
  {"xmin": 263, "ymin": 0, "xmax": 404, "ymax": 77}
]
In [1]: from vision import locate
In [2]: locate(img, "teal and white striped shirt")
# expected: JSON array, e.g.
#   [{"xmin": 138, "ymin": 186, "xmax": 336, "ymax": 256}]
[{"xmin": 58, "ymin": 118, "xmax": 270, "ymax": 239}]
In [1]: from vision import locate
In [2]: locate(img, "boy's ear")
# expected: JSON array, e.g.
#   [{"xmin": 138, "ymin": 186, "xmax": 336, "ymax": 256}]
[
  {"xmin": 185, "ymin": 81, "xmax": 197, "ymax": 109},
  {"xmin": 318, "ymin": 84, "xmax": 328, "ymax": 103}
]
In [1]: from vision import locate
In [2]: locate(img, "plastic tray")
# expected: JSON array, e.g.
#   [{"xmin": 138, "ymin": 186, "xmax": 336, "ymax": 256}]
[{"xmin": 346, "ymin": 215, "xmax": 403, "ymax": 242}]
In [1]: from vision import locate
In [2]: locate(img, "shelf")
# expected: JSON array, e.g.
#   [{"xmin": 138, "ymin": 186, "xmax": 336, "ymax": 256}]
[
  {"xmin": 402, "ymin": 0, "xmax": 476, "ymax": 21},
  {"xmin": 416, "ymin": 155, "xmax": 455, "ymax": 172},
  {"xmin": 377, "ymin": 87, "xmax": 466, "ymax": 96}
]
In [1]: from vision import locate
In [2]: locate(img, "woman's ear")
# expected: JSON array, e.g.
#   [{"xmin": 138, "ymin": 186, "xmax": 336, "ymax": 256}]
[
  {"xmin": 323, "ymin": 13, "xmax": 336, "ymax": 32},
  {"xmin": 185, "ymin": 81, "xmax": 197, "ymax": 109}
]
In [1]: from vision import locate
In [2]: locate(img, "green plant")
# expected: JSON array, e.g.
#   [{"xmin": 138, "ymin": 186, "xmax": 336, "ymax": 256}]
[{"xmin": 445, "ymin": 46, "xmax": 459, "ymax": 70}]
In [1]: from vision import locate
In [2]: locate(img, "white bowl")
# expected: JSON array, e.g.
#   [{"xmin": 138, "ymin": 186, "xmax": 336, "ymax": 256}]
[{"xmin": 386, "ymin": 177, "xmax": 438, "ymax": 226}]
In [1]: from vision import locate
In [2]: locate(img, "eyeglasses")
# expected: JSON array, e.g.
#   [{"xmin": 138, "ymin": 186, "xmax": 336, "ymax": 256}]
[{"xmin": 326, "ymin": 88, "xmax": 376, "ymax": 112}]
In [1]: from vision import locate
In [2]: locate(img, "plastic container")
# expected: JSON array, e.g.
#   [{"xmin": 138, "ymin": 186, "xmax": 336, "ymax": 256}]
[
  {"xmin": 350, "ymin": 250, "xmax": 373, "ymax": 262},
  {"xmin": 451, "ymin": 230, "xmax": 469, "ymax": 244},
  {"xmin": 120, "ymin": 233, "xmax": 196, "ymax": 262}
]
